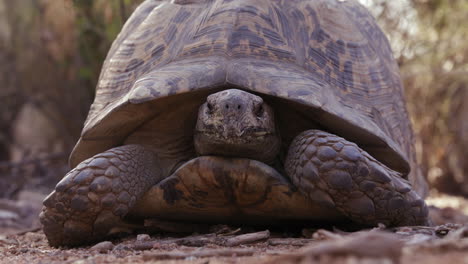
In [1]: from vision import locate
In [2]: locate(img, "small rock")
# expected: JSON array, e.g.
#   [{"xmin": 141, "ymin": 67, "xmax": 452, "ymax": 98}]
[
  {"xmin": 0, "ymin": 236, "xmax": 19, "ymax": 245},
  {"xmin": 114, "ymin": 243, "xmax": 131, "ymax": 251},
  {"xmin": 71, "ymin": 260, "xmax": 87, "ymax": 264},
  {"xmin": 133, "ymin": 241, "xmax": 156, "ymax": 251},
  {"xmin": 24, "ymin": 232, "xmax": 44, "ymax": 242},
  {"xmin": 91, "ymin": 241, "xmax": 114, "ymax": 253},
  {"xmin": 137, "ymin": 234, "xmax": 151, "ymax": 241}
]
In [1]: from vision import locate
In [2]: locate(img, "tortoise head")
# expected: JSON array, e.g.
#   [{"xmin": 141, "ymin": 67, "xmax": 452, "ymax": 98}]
[{"xmin": 194, "ymin": 89, "xmax": 280, "ymax": 164}]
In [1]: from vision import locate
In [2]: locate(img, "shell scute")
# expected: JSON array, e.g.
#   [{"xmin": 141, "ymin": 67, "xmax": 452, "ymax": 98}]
[{"xmin": 71, "ymin": 0, "xmax": 426, "ymax": 196}]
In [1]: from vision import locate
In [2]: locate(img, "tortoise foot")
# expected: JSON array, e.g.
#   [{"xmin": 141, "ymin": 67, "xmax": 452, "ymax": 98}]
[
  {"xmin": 285, "ymin": 130, "xmax": 429, "ymax": 227},
  {"xmin": 40, "ymin": 145, "xmax": 161, "ymax": 247}
]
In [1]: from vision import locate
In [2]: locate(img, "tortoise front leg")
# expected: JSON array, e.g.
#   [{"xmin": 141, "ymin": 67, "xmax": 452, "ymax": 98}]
[
  {"xmin": 40, "ymin": 145, "xmax": 163, "ymax": 247},
  {"xmin": 285, "ymin": 130, "xmax": 429, "ymax": 226}
]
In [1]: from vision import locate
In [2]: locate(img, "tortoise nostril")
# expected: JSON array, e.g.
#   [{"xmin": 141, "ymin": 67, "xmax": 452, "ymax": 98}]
[
  {"xmin": 225, "ymin": 104, "xmax": 229, "ymax": 109},
  {"xmin": 207, "ymin": 103, "xmax": 213, "ymax": 112},
  {"xmin": 237, "ymin": 105, "xmax": 241, "ymax": 110}
]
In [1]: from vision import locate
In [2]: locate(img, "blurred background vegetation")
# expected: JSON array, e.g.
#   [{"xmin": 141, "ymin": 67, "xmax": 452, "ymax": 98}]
[{"xmin": 0, "ymin": 0, "xmax": 466, "ymax": 198}]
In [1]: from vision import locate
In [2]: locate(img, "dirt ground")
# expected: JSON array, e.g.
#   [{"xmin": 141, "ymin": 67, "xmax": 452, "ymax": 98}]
[{"xmin": 0, "ymin": 191, "xmax": 467, "ymax": 264}]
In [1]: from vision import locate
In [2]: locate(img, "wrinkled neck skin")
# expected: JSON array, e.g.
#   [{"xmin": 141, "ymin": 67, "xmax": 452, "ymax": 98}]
[{"xmin": 194, "ymin": 89, "xmax": 281, "ymax": 165}]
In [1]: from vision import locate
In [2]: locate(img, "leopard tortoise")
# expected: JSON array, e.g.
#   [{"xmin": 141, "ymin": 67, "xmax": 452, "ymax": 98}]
[{"xmin": 40, "ymin": 0, "xmax": 430, "ymax": 247}]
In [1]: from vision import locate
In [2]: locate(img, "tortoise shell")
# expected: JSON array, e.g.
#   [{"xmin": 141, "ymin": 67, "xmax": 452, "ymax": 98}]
[{"xmin": 71, "ymin": 0, "xmax": 427, "ymax": 196}]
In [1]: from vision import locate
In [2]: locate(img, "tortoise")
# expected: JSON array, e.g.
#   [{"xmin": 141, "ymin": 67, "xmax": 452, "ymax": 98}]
[{"xmin": 40, "ymin": 0, "xmax": 430, "ymax": 247}]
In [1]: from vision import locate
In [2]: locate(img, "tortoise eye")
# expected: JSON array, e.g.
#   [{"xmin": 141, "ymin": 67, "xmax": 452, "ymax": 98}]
[{"xmin": 255, "ymin": 105, "xmax": 264, "ymax": 117}]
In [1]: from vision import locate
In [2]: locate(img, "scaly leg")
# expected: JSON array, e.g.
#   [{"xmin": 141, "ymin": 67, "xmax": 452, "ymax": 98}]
[
  {"xmin": 40, "ymin": 144, "xmax": 163, "ymax": 247},
  {"xmin": 285, "ymin": 130, "xmax": 429, "ymax": 226}
]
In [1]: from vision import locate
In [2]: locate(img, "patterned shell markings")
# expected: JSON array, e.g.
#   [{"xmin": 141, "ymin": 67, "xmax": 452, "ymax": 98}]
[{"xmin": 75, "ymin": 0, "xmax": 426, "ymax": 196}]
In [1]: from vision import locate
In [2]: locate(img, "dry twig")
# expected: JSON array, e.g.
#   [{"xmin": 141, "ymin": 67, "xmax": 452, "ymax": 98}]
[
  {"xmin": 143, "ymin": 248, "xmax": 257, "ymax": 260},
  {"xmin": 268, "ymin": 238, "xmax": 313, "ymax": 246},
  {"xmin": 144, "ymin": 219, "xmax": 211, "ymax": 233},
  {"xmin": 225, "ymin": 230, "xmax": 270, "ymax": 246},
  {"xmin": 129, "ymin": 230, "xmax": 272, "ymax": 250}
]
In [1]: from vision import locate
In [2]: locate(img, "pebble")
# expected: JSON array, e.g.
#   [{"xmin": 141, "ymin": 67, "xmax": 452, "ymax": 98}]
[
  {"xmin": 91, "ymin": 241, "xmax": 114, "ymax": 253},
  {"xmin": 0, "ymin": 236, "xmax": 19, "ymax": 245},
  {"xmin": 24, "ymin": 232, "xmax": 43, "ymax": 242},
  {"xmin": 137, "ymin": 234, "xmax": 151, "ymax": 241}
]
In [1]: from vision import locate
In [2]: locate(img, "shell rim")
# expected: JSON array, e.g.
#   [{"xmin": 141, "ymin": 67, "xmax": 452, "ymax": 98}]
[{"xmin": 71, "ymin": 57, "xmax": 410, "ymax": 174}]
